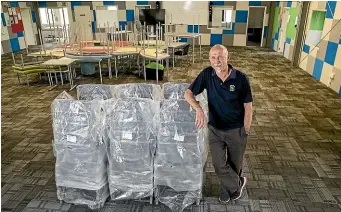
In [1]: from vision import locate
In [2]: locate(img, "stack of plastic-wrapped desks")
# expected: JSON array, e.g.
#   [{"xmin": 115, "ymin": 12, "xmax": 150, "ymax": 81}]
[{"xmin": 51, "ymin": 82, "xmax": 208, "ymax": 211}]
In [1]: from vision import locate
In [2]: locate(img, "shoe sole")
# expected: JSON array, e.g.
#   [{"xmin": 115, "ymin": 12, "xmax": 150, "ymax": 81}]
[
  {"xmin": 232, "ymin": 177, "xmax": 247, "ymax": 201},
  {"xmin": 219, "ymin": 197, "xmax": 230, "ymax": 204}
]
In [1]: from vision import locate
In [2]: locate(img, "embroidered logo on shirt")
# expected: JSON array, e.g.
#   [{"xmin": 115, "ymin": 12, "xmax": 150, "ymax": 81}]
[{"xmin": 230, "ymin": 85, "xmax": 235, "ymax": 92}]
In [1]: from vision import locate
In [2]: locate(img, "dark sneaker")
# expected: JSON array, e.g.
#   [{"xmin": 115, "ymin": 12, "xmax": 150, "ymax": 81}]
[
  {"xmin": 218, "ymin": 188, "xmax": 230, "ymax": 203},
  {"xmin": 231, "ymin": 177, "xmax": 247, "ymax": 201}
]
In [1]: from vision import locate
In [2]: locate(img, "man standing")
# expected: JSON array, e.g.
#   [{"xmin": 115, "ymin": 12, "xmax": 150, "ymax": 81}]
[{"xmin": 184, "ymin": 44, "xmax": 253, "ymax": 203}]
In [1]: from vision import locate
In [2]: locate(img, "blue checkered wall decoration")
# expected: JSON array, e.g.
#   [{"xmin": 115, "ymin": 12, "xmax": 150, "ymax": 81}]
[
  {"xmin": 210, "ymin": 34, "xmax": 222, "ymax": 46},
  {"xmin": 325, "ymin": 1, "xmax": 337, "ymax": 19},
  {"xmin": 211, "ymin": 1, "xmax": 225, "ymax": 6},
  {"xmin": 271, "ymin": 38, "xmax": 275, "ymax": 49},
  {"xmin": 31, "ymin": 11, "xmax": 36, "ymax": 23},
  {"xmin": 1, "ymin": 13, "xmax": 6, "ymax": 26},
  {"xmin": 303, "ymin": 44, "xmax": 310, "ymax": 53},
  {"xmin": 93, "ymin": 10, "xmax": 96, "ymax": 21},
  {"xmin": 235, "ymin": 10, "xmax": 248, "ymax": 23},
  {"xmin": 10, "ymin": 1, "xmax": 19, "ymax": 7},
  {"xmin": 287, "ymin": 1, "xmax": 292, "ymax": 7},
  {"xmin": 324, "ymin": 41, "xmax": 338, "ymax": 65},
  {"xmin": 313, "ymin": 58, "xmax": 324, "ymax": 80},
  {"xmin": 10, "ymin": 38, "xmax": 20, "ymax": 52},
  {"xmin": 119, "ymin": 21, "xmax": 127, "ymax": 29},
  {"xmin": 103, "ymin": 1, "xmax": 115, "ymax": 6},
  {"xmin": 137, "ymin": 1, "xmax": 149, "ymax": 5},
  {"xmin": 286, "ymin": 38, "xmax": 291, "ymax": 44},
  {"xmin": 187, "ymin": 25, "xmax": 199, "ymax": 33},
  {"xmin": 38, "ymin": 1, "xmax": 47, "ymax": 7},
  {"xmin": 91, "ymin": 21, "xmax": 95, "ymax": 33},
  {"xmin": 249, "ymin": 1, "xmax": 261, "ymax": 6},
  {"xmin": 223, "ymin": 23, "xmax": 235, "ymax": 34},
  {"xmin": 71, "ymin": 1, "xmax": 82, "ymax": 10},
  {"xmin": 126, "ymin": 10, "xmax": 135, "ymax": 22}
]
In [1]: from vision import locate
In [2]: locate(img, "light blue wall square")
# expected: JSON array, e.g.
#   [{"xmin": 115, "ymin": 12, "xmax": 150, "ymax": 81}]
[
  {"xmin": 187, "ymin": 25, "xmax": 199, "ymax": 33},
  {"xmin": 312, "ymin": 58, "xmax": 324, "ymax": 80},
  {"xmin": 71, "ymin": 1, "xmax": 82, "ymax": 10},
  {"xmin": 325, "ymin": 1, "xmax": 337, "ymax": 19},
  {"xmin": 1, "ymin": 13, "xmax": 6, "ymax": 26},
  {"xmin": 249, "ymin": 1, "xmax": 262, "ymax": 6},
  {"xmin": 235, "ymin": 10, "xmax": 248, "ymax": 23},
  {"xmin": 210, "ymin": 34, "xmax": 222, "ymax": 46},
  {"xmin": 10, "ymin": 38, "xmax": 20, "ymax": 52},
  {"xmin": 103, "ymin": 1, "xmax": 115, "ymax": 6},
  {"xmin": 211, "ymin": 1, "xmax": 224, "ymax": 6},
  {"xmin": 303, "ymin": 44, "xmax": 310, "ymax": 53},
  {"xmin": 31, "ymin": 11, "xmax": 36, "ymax": 23},
  {"xmin": 137, "ymin": 1, "xmax": 149, "ymax": 5},
  {"xmin": 126, "ymin": 10, "xmax": 134, "ymax": 21},
  {"xmin": 324, "ymin": 41, "xmax": 338, "ymax": 65}
]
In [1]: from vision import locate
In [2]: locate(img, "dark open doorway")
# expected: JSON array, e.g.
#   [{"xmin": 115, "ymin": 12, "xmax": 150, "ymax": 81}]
[{"xmin": 247, "ymin": 7, "xmax": 265, "ymax": 47}]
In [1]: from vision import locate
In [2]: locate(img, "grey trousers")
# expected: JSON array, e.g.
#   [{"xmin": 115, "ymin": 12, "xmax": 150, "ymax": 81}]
[{"xmin": 208, "ymin": 125, "xmax": 248, "ymax": 195}]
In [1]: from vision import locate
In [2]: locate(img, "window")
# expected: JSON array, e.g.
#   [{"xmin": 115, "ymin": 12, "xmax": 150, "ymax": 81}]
[
  {"xmin": 222, "ymin": 9, "xmax": 232, "ymax": 28},
  {"xmin": 209, "ymin": 6, "xmax": 233, "ymax": 29},
  {"xmin": 306, "ymin": 10, "xmax": 326, "ymax": 46}
]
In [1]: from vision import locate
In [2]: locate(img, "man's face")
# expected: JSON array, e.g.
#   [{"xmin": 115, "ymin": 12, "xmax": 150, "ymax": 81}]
[{"xmin": 209, "ymin": 49, "xmax": 229, "ymax": 73}]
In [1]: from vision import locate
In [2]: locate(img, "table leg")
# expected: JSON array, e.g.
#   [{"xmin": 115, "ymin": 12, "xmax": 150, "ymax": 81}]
[
  {"xmin": 193, "ymin": 37, "xmax": 195, "ymax": 64},
  {"xmin": 99, "ymin": 61, "xmax": 103, "ymax": 84},
  {"xmin": 156, "ymin": 60, "xmax": 159, "ymax": 84},
  {"xmin": 143, "ymin": 57, "xmax": 146, "ymax": 81},
  {"xmin": 115, "ymin": 56, "xmax": 118, "ymax": 78},
  {"xmin": 108, "ymin": 58, "xmax": 112, "ymax": 79},
  {"xmin": 173, "ymin": 49, "xmax": 175, "ymax": 68}
]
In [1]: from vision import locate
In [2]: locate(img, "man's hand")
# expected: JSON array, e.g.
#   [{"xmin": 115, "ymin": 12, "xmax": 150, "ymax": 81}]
[{"xmin": 195, "ymin": 107, "xmax": 206, "ymax": 129}]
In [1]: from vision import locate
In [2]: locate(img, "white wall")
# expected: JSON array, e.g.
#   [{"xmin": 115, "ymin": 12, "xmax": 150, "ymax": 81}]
[{"xmin": 162, "ymin": 1, "xmax": 208, "ymax": 25}]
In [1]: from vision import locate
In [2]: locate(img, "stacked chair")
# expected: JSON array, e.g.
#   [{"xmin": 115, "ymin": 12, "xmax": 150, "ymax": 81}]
[
  {"xmin": 105, "ymin": 83, "xmax": 161, "ymax": 202},
  {"xmin": 154, "ymin": 83, "xmax": 208, "ymax": 212},
  {"xmin": 51, "ymin": 83, "xmax": 208, "ymax": 212},
  {"xmin": 51, "ymin": 94, "xmax": 109, "ymax": 210},
  {"xmin": 77, "ymin": 84, "xmax": 114, "ymax": 100}
]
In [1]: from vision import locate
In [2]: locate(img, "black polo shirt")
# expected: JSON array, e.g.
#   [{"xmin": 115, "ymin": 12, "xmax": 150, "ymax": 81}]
[{"xmin": 188, "ymin": 64, "xmax": 253, "ymax": 130}]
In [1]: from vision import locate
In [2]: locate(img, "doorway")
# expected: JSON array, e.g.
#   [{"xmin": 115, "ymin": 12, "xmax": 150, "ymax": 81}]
[
  {"xmin": 247, "ymin": 7, "xmax": 266, "ymax": 47},
  {"xmin": 74, "ymin": 6, "xmax": 93, "ymax": 41},
  {"xmin": 21, "ymin": 8, "xmax": 36, "ymax": 46},
  {"xmin": 277, "ymin": 7, "xmax": 290, "ymax": 53},
  {"xmin": 38, "ymin": 7, "xmax": 69, "ymax": 43}
]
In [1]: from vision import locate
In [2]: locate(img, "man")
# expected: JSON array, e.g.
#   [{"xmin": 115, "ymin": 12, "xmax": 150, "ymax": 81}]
[{"xmin": 184, "ymin": 44, "xmax": 253, "ymax": 203}]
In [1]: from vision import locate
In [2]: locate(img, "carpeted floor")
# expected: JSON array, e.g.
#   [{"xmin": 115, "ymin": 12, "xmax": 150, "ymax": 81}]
[{"xmin": 1, "ymin": 46, "xmax": 341, "ymax": 212}]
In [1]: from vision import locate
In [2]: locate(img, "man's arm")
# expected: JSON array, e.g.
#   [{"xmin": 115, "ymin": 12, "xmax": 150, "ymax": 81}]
[
  {"xmin": 184, "ymin": 89, "xmax": 202, "ymax": 111},
  {"xmin": 244, "ymin": 102, "xmax": 252, "ymax": 132},
  {"xmin": 184, "ymin": 89, "xmax": 206, "ymax": 128}
]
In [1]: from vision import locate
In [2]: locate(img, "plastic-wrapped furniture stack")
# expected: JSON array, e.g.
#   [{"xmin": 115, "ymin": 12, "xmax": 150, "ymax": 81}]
[
  {"xmin": 77, "ymin": 84, "xmax": 113, "ymax": 100},
  {"xmin": 112, "ymin": 83, "xmax": 162, "ymax": 100},
  {"xmin": 154, "ymin": 83, "xmax": 208, "ymax": 212},
  {"xmin": 51, "ymin": 93, "xmax": 109, "ymax": 209},
  {"xmin": 105, "ymin": 83, "xmax": 162, "ymax": 202}
]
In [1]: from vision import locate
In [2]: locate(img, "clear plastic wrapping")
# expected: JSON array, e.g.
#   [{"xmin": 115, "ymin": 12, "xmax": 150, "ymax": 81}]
[
  {"xmin": 51, "ymin": 99, "xmax": 109, "ymax": 209},
  {"xmin": 77, "ymin": 84, "xmax": 114, "ymax": 100},
  {"xmin": 104, "ymin": 98, "xmax": 159, "ymax": 201},
  {"xmin": 112, "ymin": 83, "xmax": 162, "ymax": 100},
  {"xmin": 154, "ymin": 90, "xmax": 208, "ymax": 212},
  {"xmin": 163, "ymin": 82, "xmax": 190, "ymax": 100}
]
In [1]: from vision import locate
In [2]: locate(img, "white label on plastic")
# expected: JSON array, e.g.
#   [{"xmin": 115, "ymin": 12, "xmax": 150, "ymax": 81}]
[
  {"xmin": 174, "ymin": 132, "xmax": 184, "ymax": 141},
  {"xmin": 67, "ymin": 135, "xmax": 77, "ymax": 143},
  {"xmin": 70, "ymin": 103, "xmax": 80, "ymax": 114},
  {"xmin": 122, "ymin": 131, "xmax": 133, "ymax": 140}
]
